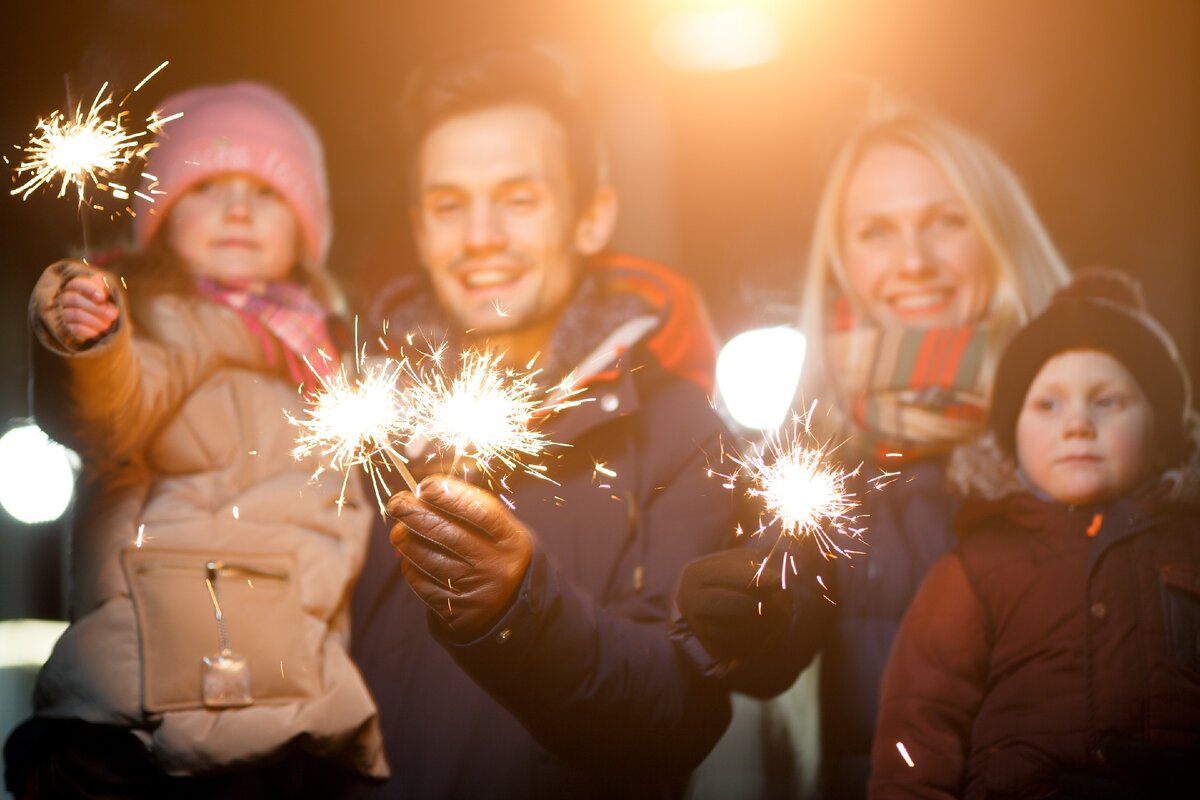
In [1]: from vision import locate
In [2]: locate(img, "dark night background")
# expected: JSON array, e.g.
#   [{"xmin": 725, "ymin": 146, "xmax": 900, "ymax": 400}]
[{"xmin": 1, "ymin": 0, "xmax": 1198, "ymax": 622}]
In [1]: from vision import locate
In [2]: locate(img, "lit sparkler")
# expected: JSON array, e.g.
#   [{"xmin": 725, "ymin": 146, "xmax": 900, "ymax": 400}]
[
  {"xmin": 288, "ymin": 353, "xmax": 418, "ymax": 508},
  {"xmin": 403, "ymin": 346, "xmax": 579, "ymax": 482},
  {"xmin": 719, "ymin": 401, "xmax": 865, "ymax": 560},
  {"xmin": 11, "ymin": 61, "xmax": 177, "ymax": 206},
  {"xmin": 290, "ymin": 335, "xmax": 582, "ymax": 513}
]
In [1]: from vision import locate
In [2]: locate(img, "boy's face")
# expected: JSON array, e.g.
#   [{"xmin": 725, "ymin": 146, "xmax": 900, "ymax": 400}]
[{"xmin": 1016, "ymin": 349, "xmax": 1160, "ymax": 506}]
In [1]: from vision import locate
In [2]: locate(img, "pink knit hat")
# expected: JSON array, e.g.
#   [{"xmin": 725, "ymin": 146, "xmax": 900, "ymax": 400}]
[{"xmin": 132, "ymin": 82, "xmax": 331, "ymax": 265}]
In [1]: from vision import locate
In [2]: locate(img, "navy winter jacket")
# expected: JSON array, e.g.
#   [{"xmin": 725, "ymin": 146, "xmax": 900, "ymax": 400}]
[{"xmin": 350, "ymin": 257, "xmax": 738, "ymax": 799}]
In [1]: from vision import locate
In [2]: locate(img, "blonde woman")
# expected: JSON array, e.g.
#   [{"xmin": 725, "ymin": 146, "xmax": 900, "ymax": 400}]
[
  {"xmin": 798, "ymin": 107, "xmax": 1067, "ymax": 446},
  {"xmin": 675, "ymin": 103, "xmax": 1070, "ymax": 799}
]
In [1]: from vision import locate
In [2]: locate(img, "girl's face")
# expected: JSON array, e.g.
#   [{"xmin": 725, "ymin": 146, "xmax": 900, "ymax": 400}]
[
  {"xmin": 166, "ymin": 174, "xmax": 299, "ymax": 284},
  {"xmin": 1016, "ymin": 349, "xmax": 1159, "ymax": 506},
  {"xmin": 839, "ymin": 143, "xmax": 994, "ymax": 329}
]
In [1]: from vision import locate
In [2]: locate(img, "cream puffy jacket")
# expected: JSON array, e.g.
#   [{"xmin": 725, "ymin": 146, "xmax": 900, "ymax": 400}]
[{"xmin": 27, "ymin": 259, "xmax": 386, "ymax": 778}]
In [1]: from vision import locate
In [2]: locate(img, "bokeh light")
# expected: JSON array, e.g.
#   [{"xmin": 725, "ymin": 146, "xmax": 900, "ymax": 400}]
[
  {"xmin": 716, "ymin": 326, "xmax": 806, "ymax": 430},
  {"xmin": 0, "ymin": 424, "xmax": 78, "ymax": 525}
]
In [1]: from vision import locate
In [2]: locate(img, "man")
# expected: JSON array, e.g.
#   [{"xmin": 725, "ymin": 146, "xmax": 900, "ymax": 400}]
[{"xmin": 350, "ymin": 47, "xmax": 736, "ymax": 798}]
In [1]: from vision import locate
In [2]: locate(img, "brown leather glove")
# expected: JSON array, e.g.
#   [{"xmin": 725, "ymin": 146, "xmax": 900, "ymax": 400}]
[{"xmin": 387, "ymin": 475, "xmax": 533, "ymax": 640}]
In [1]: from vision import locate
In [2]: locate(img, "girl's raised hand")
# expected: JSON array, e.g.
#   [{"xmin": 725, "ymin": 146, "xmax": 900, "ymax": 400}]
[{"xmin": 59, "ymin": 273, "xmax": 119, "ymax": 346}]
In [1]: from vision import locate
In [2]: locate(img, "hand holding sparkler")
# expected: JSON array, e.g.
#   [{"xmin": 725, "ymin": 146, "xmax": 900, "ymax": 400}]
[
  {"xmin": 676, "ymin": 546, "xmax": 793, "ymax": 665},
  {"xmin": 57, "ymin": 269, "xmax": 118, "ymax": 347},
  {"xmin": 673, "ymin": 404, "xmax": 862, "ymax": 684},
  {"xmin": 387, "ymin": 475, "xmax": 533, "ymax": 640}
]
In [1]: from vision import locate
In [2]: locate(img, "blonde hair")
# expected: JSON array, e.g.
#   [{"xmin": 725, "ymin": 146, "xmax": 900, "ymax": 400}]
[{"xmin": 799, "ymin": 101, "xmax": 1070, "ymax": 420}]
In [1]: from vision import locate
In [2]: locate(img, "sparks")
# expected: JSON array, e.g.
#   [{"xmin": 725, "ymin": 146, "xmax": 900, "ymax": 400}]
[
  {"xmin": 288, "ymin": 351, "xmax": 417, "ymax": 509},
  {"xmin": 291, "ymin": 333, "xmax": 582, "ymax": 509},
  {"xmin": 403, "ymin": 347, "xmax": 577, "ymax": 482},
  {"xmin": 11, "ymin": 62, "xmax": 174, "ymax": 205},
  {"xmin": 593, "ymin": 461, "xmax": 617, "ymax": 478},
  {"xmin": 721, "ymin": 402, "xmax": 864, "ymax": 560},
  {"xmin": 896, "ymin": 741, "xmax": 915, "ymax": 768}
]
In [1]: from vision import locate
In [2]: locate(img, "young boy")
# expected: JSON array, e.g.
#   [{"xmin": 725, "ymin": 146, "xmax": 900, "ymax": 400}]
[{"xmin": 868, "ymin": 268, "xmax": 1200, "ymax": 799}]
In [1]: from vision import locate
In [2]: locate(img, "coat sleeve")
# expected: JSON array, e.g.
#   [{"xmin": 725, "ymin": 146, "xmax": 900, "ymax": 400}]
[
  {"xmin": 868, "ymin": 553, "xmax": 989, "ymax": 799},
  {"xmin": 29, "ymin": 259, "xmax": 267, "ymax": 463},
  {"xmin": 435, "ymin": 423, "xmax": 736, "ymax": 777}
]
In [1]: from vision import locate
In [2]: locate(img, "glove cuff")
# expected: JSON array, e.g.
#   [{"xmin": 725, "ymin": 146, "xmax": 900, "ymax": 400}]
[
  {"xmin": 669, "ymin": 613, "xmax": 736, "ymax": 680},
  {"xmin": 429, "ymin": 545, "xmax": 543, "ymax": 649}
]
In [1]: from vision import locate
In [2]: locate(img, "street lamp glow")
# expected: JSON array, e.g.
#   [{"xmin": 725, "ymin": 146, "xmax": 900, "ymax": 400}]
[
  {"xmin": 716, "ymin": 326, "xmax": 806, "ymax": 430},
  {"xmin": 653, "ymin": 5, "xmax": 782, "ymax": 72},
  {"xmin": 0, "ymin": 424, "xmax": 77, "ymax": 524}
]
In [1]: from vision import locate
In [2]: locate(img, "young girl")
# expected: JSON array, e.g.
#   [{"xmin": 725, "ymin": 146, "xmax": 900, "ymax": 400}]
[
  {"xmin": 4, "ymin": 83, "xmax": 385, "ymax": 798},
  {"xmin": 869, "ymin": 269, "xmax": 1200, "ymax": 799}
]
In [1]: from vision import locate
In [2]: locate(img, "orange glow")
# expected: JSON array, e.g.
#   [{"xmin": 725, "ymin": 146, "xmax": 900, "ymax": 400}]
[{"xmin": 653, "ymin": 4, "xmax": 782, "ymax": 72}]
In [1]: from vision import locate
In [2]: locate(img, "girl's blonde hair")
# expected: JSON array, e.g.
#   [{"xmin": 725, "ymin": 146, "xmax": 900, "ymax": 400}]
[{"xmin": 798, "ymin": 101, "xmax": 1070, "ymax": 416}]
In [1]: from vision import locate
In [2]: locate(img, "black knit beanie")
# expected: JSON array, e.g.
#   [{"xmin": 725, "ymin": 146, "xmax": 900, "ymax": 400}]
[{"xmin": 989, "ymin": 267, "xmax": 1192, "ymax": 464}]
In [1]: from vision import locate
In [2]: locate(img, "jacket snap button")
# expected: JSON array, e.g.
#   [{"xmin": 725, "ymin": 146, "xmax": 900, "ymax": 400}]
[
  {"xmin": 600, "ymin": 393, "xmax": 619, "ymax": 413},
  {"xmin": 1089, "ymin": 602, "xmax": 1107, "ymax": 620},
  {"xmin": 496, "ymin": 628, "xmax": 512, "ymax": 643}
]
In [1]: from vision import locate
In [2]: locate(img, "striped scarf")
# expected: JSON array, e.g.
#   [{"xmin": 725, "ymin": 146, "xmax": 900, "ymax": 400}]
[
  {"xmin": 195, "ymin": 278, "xmax": 339, "ymax": 389},
  {"xmin": 826, "ymin": 296, "xmax": 989, "ymax": 461}
]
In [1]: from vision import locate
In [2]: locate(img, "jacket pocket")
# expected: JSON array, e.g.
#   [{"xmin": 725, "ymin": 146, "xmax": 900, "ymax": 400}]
[
  {"xmin": 121, "ymin": 546, "xmax": 321, "ymax": 712},
  {"xmin": 1158, "ymin": 562, "xmax": 1200, "ymax": 673}
]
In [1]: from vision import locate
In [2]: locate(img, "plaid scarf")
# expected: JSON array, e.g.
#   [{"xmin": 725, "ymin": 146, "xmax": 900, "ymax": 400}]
[
  {"xmin": 826, "ymin": 296, "xmax": 989, "ymax": 461},
  {"xmin": 195, "ymin": 278, "xmax": 339, "ymax": 388}
]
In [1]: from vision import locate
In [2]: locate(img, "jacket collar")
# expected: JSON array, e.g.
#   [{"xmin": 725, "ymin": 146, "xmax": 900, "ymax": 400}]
[
  {"xmin": 956, "ymin": 481, "xmax": 1173, "ymax": 575},
  {"xmin": 374, "ymin": 255, "xmax": 717, "ymax": 448},
  {"xmin": 543, "ymin": 343, "xmax": 645, "ymax": 446},
  {"xmin": 372, "ymin": 253, "xmax": 717, "ymax": 397}
]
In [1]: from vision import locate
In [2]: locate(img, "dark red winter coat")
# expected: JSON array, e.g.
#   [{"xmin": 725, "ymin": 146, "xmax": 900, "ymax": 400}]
[{"xmin": 870, "ymin": 455, "xmax": 1200, "ymax": 799}]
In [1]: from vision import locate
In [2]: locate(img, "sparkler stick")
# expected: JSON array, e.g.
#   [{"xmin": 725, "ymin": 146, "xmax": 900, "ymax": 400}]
[{"xmin": 61, "ymin": 74, "xmax": 92, "ymax": 257}]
